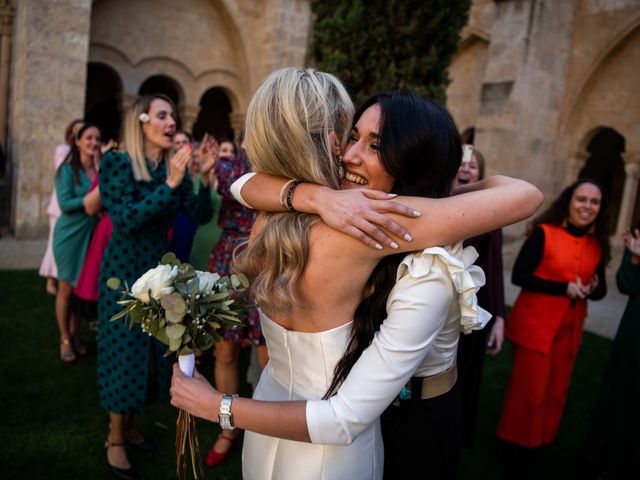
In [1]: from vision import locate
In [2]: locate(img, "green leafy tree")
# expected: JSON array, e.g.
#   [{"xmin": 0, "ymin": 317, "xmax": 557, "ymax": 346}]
[{"xmin": 311, "ymin": 0, "xmax": 471, "ymax": 104}]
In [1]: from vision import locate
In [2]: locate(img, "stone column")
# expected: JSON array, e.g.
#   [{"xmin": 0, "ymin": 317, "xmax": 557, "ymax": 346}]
[
  {"xmin": 615, "ymin": 152, "xmax": 640, "ymax": 236},
  {"xmin": 9, "ymin": 0, "xmax": 92, "ymax": 237},
  {"xmin": 0, "ymin": 1, "xmax": 14, "ymax": 146},
  {"xmin": 179, "ymin": 104, "xmax": 199, "ymax": 134},
  {"xmin": 229, "ymin": 112, "xmax": 245, "ymax": 144}
]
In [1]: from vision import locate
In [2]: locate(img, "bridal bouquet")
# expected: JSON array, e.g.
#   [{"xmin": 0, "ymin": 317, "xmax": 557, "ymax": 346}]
[{"xmin": 108, "ymin": 252, "xmax": 252, "ymax": 480}]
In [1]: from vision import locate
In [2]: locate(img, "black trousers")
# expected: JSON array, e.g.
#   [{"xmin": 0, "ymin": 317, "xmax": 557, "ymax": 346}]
[{"xmin": 381, "ymin": 381, "xmax": 462, "ymax": 480}]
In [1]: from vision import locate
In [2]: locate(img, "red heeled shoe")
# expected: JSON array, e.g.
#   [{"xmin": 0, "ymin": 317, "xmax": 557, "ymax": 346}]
[{"xmin": 205, "ymin": 431, "xmax": 240, "ymax": 467}]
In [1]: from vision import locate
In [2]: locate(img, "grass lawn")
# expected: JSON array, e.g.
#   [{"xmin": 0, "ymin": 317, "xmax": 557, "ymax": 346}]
[{"xmin": 0, "ymin": 270, "xmax": 613, "ymax": 479}]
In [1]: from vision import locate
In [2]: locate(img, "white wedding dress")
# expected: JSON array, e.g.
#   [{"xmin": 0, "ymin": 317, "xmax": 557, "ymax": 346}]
[
  {"xmin": 241, "ymin": 243, "xmax": 490, "ymax": 480},
  {"xmin": 242, "ymin": 313, "xmax": 384, "ymax": 480}
]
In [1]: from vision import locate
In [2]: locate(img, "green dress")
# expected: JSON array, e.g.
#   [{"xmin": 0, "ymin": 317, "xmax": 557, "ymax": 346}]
[
  {"xmin": 97, "ymin": 151, "xmax": 212, "ymax": 414},
  {"xmin": 188, "ymin": 175, "xmax": 222, "ymax": 271},
  {"xmin": 581, "ymin": 249, "xmax": 640, "ymax": 478},
  {"xmin": 52, "ymin": 164, "xmax": 98, "ymax": 285}
]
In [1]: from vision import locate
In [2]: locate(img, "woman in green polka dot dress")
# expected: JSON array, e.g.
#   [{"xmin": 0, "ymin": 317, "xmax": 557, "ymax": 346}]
[{"xmin": 97, "ymin": 94, "xmax": 214, "ymax": 479}]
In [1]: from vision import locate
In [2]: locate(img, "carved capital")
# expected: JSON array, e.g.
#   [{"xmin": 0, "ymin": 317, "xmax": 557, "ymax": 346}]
[{"xmin": 622, "ymin": 152, "xmax": 640, "ymax": 179}]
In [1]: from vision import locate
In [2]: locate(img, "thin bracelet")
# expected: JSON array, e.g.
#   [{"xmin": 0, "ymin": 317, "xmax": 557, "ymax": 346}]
[
  {"xmin": 285, "ymin": 179, "xmax": 305, "ymax": 213},
  {"xmin": 279, "ymin": 179, "xmax": 297, "ymax": 208}
]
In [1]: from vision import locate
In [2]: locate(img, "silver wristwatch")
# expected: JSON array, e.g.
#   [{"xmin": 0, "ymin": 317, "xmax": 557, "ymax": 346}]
[{"xmin": 218, "ymin": 394, "xmax": 238, "ymax": 430}]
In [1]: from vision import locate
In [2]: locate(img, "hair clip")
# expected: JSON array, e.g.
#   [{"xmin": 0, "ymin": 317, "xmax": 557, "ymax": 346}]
[{"xmin": 139, "ymin": 112, "xmax": 150, "ymax": 124}]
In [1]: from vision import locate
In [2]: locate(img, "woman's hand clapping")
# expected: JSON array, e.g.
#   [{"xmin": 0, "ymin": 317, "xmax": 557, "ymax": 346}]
[
  {"xmin": 623, "ymin": 228, "xmax": 640, "ymax": 257},
  {"xmin": 197, "ymin": 134, "xmax": 219, "ymax": 188},
  {"xmin": 166, "ymin": 144, "xmax": 192, "ymax": 189}
]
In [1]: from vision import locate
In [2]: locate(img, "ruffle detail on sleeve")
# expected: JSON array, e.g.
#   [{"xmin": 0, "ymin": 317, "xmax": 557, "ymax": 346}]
[{"xmin": 397, "ymin": 242, "xmax": 492, "ymax": 334}]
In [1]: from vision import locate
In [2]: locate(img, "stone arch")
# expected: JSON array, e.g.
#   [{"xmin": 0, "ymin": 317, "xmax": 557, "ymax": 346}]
[
  {"xmin": 85, "ymin": 62, "xmax": 123, "ymax": 142},
  {"xmin": 88, "ymin": 0, "xmax": 252, "ymax": 124},
  {"xmin": 192, "ymin": 87, "xmax": 234, "ymax": 141},
  {"xmin": 577, "ymin": 127, "xmax": 626, "ymax": 226},
  {"xmin": 446, "ymin": 34, "xmax": 490, "ymax": 135},
  {"xmin": 461, "ymin": 127, "xmax": 476, "ymax": 145},
  {"xmin": 559, "ymin": 18, "xmax": 640, "ymax": 235}
]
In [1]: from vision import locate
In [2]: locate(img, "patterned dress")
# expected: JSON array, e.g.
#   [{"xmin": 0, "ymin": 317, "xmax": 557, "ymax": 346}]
[
  {"xmin": 97, "ymin": 151, "xmax": 212, "ymax": 413},
  {"xmin": 208, "ymin": 149, "xmax": 262, "ymax": 345}
]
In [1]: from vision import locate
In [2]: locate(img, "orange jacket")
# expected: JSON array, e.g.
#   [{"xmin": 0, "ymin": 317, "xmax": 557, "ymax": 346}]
[{"xmin": 506, "ymin": 224, "xmax": 601, "ymax": 353}]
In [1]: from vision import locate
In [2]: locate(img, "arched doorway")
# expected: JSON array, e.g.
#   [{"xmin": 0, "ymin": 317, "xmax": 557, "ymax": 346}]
[
  {"xmin": 192, "ymin": 88, "xmax": 234, "ymax": 142},
  {"xmin": 84, "ymin": 62, "xmax": 123, "ymax": 142},
  {"xmin": 578, "ymin": 128, "xmax": 626, "ymax": 226},
  {"xmin": 138, "ymin": 75, "xmax": 183, "ymax": 128},
  {"xmin": 461, "ymin": 127, "xmax": 475, "ymax": 145}
]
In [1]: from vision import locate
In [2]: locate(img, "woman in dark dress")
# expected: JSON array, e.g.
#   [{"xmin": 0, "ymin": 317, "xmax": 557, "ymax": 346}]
[
  {"xmin": 97, "ymin": 94, "xmax": 214, "ymax": 479},
  {"xmin": 454, "ymin": 146, "xmax": 506, "ymax": 447},
  {"xmin": 581, "ymin": 223, "xmax": 640, "ymax": 479}
]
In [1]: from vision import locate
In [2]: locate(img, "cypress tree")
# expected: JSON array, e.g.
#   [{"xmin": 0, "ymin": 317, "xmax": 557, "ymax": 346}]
[{"xmin": 311, "ymin": 0, "xmax": 471, "ymax": 104}]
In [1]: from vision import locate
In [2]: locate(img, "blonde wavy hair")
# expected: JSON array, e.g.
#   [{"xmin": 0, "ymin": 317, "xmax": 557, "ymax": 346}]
[
  {"xmin": 235, "ymin": 67, "xmax": 354, "ymax": 315},
  {"xmin": 120, "ymin": 94, "xmax": 175, "ymax": 181}
]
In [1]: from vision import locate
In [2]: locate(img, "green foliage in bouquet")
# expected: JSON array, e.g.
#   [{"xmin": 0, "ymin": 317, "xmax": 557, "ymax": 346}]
[{"xmin": 108, "ymin": 252, "xmax": 252, "ymax": 356}]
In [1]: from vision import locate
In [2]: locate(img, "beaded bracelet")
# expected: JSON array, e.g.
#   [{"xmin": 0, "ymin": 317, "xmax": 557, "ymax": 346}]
[
  {"xmin": 279, "ymin": 179, "xmax": 297, "ymax": 208},
  {"xmin": 285, "ymin": 178, "xmax": 305, "ymax": 213}
]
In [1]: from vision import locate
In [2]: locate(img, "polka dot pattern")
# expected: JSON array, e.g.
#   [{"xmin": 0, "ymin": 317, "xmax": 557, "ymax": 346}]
[{"xmin": 96, "ymin": 151, "xmax": 212, "ymax": 413}]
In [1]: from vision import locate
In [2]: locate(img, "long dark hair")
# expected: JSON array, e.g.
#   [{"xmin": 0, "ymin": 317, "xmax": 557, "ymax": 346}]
[
  {"xmin": 60, "ymin": 123, "xmax": 100, "ymax": 185},
  {"xmin": 529, "ymin": 178, "xmax": 611, "ymax": 264},
  {"xmin": 324, "ymin": 91, "xmax": 462, "ymax": 398}
]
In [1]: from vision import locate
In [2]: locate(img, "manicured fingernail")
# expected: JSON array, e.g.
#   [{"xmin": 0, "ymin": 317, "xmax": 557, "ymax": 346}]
[
  {"xmin": 390, "ymin": 242, "xmax": 399, "ymax": 249},
  {"xmin": 387, "ymin": 193, "xmax": 397, "ymax": 197},
  {"xmin": 375, "ymin": 243, "xmax": 383, "ymax": 250},
  {"xmin": 413, "ymin": 210, "xmax": 421, "ymax": 217},
  {"xmin": 404, "ymin": 234, "xmax": 413, "ymax": 242}
]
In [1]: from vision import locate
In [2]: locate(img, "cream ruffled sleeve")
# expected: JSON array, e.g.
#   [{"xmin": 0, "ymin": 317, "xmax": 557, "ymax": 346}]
[{"xmin": 306, "ymin": 242, "xmax": 491, "ymax": 445}]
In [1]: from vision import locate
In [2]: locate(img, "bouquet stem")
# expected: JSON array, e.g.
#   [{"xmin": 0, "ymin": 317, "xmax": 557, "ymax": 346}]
[{"xmin": 176, "ymin": 353, "xmax": 205, "ymax": 480}]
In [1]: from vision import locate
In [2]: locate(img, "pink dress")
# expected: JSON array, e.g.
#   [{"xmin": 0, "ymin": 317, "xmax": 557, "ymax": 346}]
[
  {"xmin": 39, "ymin": 144, "xmax": 69, "ymax": 278},
  {"xmin": 74, "ymin": 175, "xmax": 113, "ymax": 301}
]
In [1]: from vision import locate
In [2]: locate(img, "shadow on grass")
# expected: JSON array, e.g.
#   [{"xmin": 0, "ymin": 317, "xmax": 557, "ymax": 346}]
[{"xmin": 0, "ymin": 270, "xmax": 612, "ymax": 479}]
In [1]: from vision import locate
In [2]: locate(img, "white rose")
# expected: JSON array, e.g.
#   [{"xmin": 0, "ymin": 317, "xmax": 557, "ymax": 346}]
[
  {"xmin": 196, "ymin": 271, "xmax": 221, "ymax": 294},
  {"xmin": 130, "ymin": 264, "xmax": 178, "ymax": 303}
]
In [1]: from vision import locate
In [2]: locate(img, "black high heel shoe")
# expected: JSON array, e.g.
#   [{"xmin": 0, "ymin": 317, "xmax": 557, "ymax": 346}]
[
  {"xmin": 124, "ymin": 427, "xmax": 156, "ymax": 453},
  {"xmin": 105, "ymin": 440, "xmax": 137, "ymax": 480}
]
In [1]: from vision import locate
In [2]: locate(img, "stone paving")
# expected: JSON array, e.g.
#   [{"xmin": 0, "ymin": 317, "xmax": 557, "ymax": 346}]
[{"xmin": 0, "ymin": 235, "xmax": 628, "ymax": 340}]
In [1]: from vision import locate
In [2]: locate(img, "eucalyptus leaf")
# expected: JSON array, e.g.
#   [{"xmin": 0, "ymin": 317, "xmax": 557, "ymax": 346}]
[
  {"xmin": 176, "ymin": 282, "xmax": 188, "ymax": 296},
  {"xmin": 156, "ymin": 327, "xmax": 170, "ymax": 346},
  {"xmin": 207, "ymin": 321, "xmax": 221, "ymax": 329},
  {"xmin": 186, "ymin": 277, "xmax": 199, "ymax": 295},
  {"xmin": 169, "ymin": 337, "xmax": 182, "ymax": 351},
  {"xmin": 166, "ymin": 308, "xmax": 186, "ymax": 323},
  {"xmin": 106, "ymin": 277, "xmax": 122, "ymax": 291},
  {"xmin": 235, "ymin": 272, "xmax": 250, "ymax": 288},
  {"xmin": 166, "ymin": 323, "xmax": 186, "ymax": 340},
  {"xmin": 161, "ymin": 292, "xmax": 187, "ymax": 314},
  {"xmin": 160, "ymin": 252, "xmax": 178, "ymax": 266},
  {"xmin": 230, "ymin": 274, "xmax": 241, "ymax": 289}
]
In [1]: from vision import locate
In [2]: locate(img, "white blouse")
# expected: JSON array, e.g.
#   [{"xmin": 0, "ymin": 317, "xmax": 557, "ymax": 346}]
[{"xmin": 306, "ymin": 244, "xmax": 490, "ymax": 445}]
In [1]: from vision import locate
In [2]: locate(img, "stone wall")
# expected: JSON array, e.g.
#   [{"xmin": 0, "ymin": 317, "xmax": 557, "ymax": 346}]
[
  {"xmin": 446, "ymin": 0, "xmax": 640, "ymax": 244},
  {"xmin": 7, "ymin": 0, "xmax": 312, "ymax": 238},
  {"xmin": 9, "ymin": 0, "xmax": 91, "ymax": 237}
]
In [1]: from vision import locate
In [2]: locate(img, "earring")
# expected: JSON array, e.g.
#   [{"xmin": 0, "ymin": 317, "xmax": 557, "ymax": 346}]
[
  {"xmin": 139, "ymin": 112, "xmax": 150, "ymax": 123},
  {"xmin": 334, "ymin": 142, "xmax": 345, "ymax": 181},
  {"xmin": 337, "ymin": 154, "xmax": 345, "ymax": 181}
]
